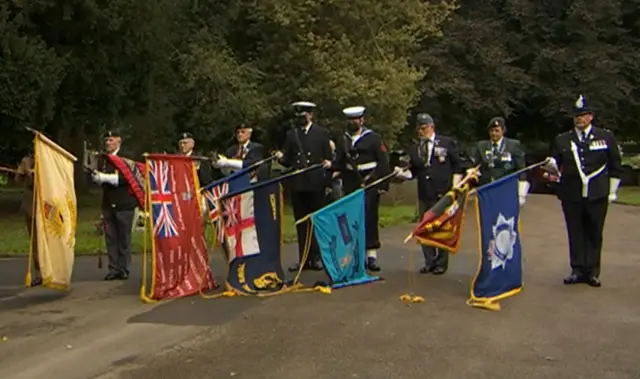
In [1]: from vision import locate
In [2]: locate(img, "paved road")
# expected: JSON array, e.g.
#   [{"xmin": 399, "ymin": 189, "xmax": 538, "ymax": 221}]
[{"xmin": 1, "ymin": 194, "xmax": 640, "ymax": 379}]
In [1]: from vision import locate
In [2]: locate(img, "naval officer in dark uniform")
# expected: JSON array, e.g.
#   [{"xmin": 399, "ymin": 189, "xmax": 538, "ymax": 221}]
[
  {"xmin": 394, "ymin": 113, "xmax": 462, "ymax": 274},
  {"xmin": 472, "ymin": 117, "xmax": 530, "ymax": 205},
  {"xmin": 90, "ymin": 130, "xmax": 137, "ymax": 280},
  {"xmin": 177, "ymin": 132, "xmax": 213, "ymax": 187},
  {"xmin": 274, "ymin": 101, "xmax": 332, "ymax": 272},
  {"xmin": 333, "ymin": 105, "xmax": 392, "ymax": 271},
  {"xmin": 214, "ymin": 124, "xmax": 267, "ymax": 181},
  {"xmin": 545, "ymin": 95, "xmax": 622, "ymax": 287}
]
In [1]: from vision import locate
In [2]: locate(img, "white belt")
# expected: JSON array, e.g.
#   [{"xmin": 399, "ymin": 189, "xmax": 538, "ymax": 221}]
[
  {"xmin": 346, "ymin": 162, "xmax": 377, "ymax": 171},
  {"xmin": 570, "ymin": 141, "xmax": 607, "ymax": 198}
]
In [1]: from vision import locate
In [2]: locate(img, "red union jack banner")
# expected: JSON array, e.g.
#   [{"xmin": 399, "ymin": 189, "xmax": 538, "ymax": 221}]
[
  {"xmin": 203, "ymin": 181, "xmax": 229, "ymax": 243},
  {"xmin": 149, "ymin": 161, "xmax": 178, "ymax": 238},
  {"xmin": 143, "ymin": 154, "xmax": 216, "ymax": 301}
]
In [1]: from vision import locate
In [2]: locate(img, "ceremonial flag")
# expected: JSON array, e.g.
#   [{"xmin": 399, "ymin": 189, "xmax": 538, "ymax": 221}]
[
  {"xmin": 220, "ymin": 178, "xmax": 286, "ymax": 295},
  {"xmin": 201, "ymin": 169, "xmax": 251, "ymax": 244},
  {"xmin": 104, "ymin": 154, "xmax": 145, "ymax": 208},
  {"xmin": 142, "ymin": 154, "xmax": 214, "ymax": 301},
  {"xmin": 311, "ymin": 189, "xmax": 380, "ymax": 288},
  {"xmin": 32, "ymin": 132, "xmax": 77, "ymax": 290},
  {"xmin": 468, "ymin": 172, "xmax": 523, "ymax": 311},
  {"xmin": 410, "ymin": 184, "xmax": 472, "ymax": 253}
]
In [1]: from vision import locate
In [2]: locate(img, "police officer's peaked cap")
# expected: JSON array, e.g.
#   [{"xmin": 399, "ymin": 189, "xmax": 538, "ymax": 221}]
[
  {"xmin": 343, "ymin": 106, "xmax": 366, "ymax": 119},
  {"xmin": 487, "ymin": 117, "xmax": 506, "ymax": 129},
  {"xmin": 291, "ymin": 101, "xmax": 316, "ymax": 115},
  {"xmin": 416, "ymin": 113, "xmax": 434, "ymax": 125},
  {"xmin": 573, "ymin": 94, "xmax": 593, "ymax": 115},
  {"xmin": 178, "ymin": 132, "xmax": 194, "ymax": 141},
  {"xmin": 103, "ymin": 130, "xmax": 121, "ymax": 138}
]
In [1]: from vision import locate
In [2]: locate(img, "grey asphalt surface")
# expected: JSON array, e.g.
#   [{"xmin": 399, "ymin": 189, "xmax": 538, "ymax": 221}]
[{"xmin": 1, "ymin": 194, "xmax": 639, "ymax": 379}]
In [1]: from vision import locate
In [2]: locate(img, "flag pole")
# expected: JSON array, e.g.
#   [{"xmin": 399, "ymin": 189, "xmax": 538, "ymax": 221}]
[
  {"xmin": 467, "ymin": 160, "xmax": 547, "ymax": 196},
  {"xmin": 402, "ymin": 165, "xmax": 480, "ymax": 244}
]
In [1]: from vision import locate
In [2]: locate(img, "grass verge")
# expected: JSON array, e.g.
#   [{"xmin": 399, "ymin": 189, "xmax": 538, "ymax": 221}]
[
  {"xmin": 616, "ymin": 186, "xmax": 640, "ymax": 206},
  {"xmin": 0, "ymin": 188, "xmax": 415, "ymax": 256}
]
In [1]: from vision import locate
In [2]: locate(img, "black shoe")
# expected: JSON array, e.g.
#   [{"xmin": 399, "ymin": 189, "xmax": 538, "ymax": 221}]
[
  {"xmin": 432, "ymin": 266, "xmax": 447, "ymax": 275},
  {"xmin": 563, "ymin": 274, "xmax": 584, "ymax": 285},
  {"xmin": 367, "ymin": 257, "xmax": 380, "ymax": 272},
  {"xmin": 310, "ymin": 259, "xmax": 324, "ymax": 271},
  {"xmin": 104, "ymin": 272, "xmax": 120, "ymax": 281},
  {"xmin": 586, "ymin": 276, "xmax": 601, "ymax": 287},
  {"xmin": 420, "ymin": 265, "xmax": 435, "ymax": 274},
  {"xmin": 118, "ymin": 271, "xmax": 129, "ymax": 280},
  {"xmin": 30, "ymin": 277, "xmax": 43, "ymax": 287}
]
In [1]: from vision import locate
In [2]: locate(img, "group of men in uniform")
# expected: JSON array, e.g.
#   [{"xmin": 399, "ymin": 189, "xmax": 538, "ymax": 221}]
[{"xmin": 17, "ymin": 94, "xmax": 623, "ymax": 288}]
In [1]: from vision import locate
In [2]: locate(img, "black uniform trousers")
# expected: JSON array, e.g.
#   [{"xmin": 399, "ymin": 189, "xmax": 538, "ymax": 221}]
[
  {"xmin": 103, "ymin": 208, "xmax": 135, "ymax": 275},
  {"xmin": 342, "ymin": 180, "xmax": 381, "ymax": 251},
  {"xmin": 291, "ymin": 190, "xmax": 325, "ymax": 263},
  {"xmin": 560, "ymin": 198, "xmax": 608, "ymax": 277},
  {"xmin": 418, "ymin": 198, "xmax": 449, "ymax": 269}
]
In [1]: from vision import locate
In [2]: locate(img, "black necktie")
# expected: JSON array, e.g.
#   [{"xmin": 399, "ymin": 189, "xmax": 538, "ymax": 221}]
[{"xmin": 492, "ymin": 142, "xmax": 499, "ymax": 157}]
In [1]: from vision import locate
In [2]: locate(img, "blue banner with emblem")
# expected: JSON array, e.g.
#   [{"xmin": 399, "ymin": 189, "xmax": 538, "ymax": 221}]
[
  {"xmin": 219, "ymin": 178, "xmax": 286, "ymax": 295},
  {"xmin": 311, "ymin": 189, "xmax": 381, "ymax": 289},
  {"xmin": 468, "ymin": 172, "xmax": 523, "ymax": 311}
]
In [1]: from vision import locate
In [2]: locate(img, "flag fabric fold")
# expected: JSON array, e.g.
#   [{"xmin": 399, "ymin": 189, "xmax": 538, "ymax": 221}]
[
  {"xmin": 220, "ymin": 180, "xmax": 286, "ymax": 295},
  {"xmin": 32, "ymin": 132, "xmax": 77, "ymax": 290},
  {"xmin": 202, "ymin": 171, "xmax": 251, "ymax": 245},
  {"xmin": 311, "ymin": 189, "xmax": 381, "ymax": 289},
  {"xmin": 411, "ymin": 183, "xmax": 472, "ymax": 253},
  {"xmin": 141, "ymin": 154, "xmax": 214, "ymax": 301},
  {"xmin": 105, "ymin": 154, "xmax": 146, "ymax": 208},
  {"xmin": 468, "ymin": 172, "xmax": 524, "ymax": 311}
]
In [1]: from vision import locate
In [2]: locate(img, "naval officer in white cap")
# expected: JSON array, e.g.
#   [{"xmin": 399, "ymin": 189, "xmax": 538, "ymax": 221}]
[
  {"xmin": 332, "ymin": 105, "xmax": 392, "ymax": 271},
  {"xmin": 274, "ymin": 101, "xmax": 333, "ymax": 272}
]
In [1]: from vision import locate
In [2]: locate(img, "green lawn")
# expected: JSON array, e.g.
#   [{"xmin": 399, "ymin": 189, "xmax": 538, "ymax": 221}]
[
  {"xmin": 617, "ymin": 186, "xmax": 640, "ymax": 206},
  {"xmin": 0, "ymin": 188, "xmax": 415, "ymax": 256}
]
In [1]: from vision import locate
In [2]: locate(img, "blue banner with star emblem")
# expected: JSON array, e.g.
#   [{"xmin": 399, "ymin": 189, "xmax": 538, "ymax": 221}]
[
  {"xmin": 311, "ymin": 189, "xmax": 381, "ymax": 289},
  {"xmin": 469, "ymin": 172, "xmax": 523, "ymax": 311}
]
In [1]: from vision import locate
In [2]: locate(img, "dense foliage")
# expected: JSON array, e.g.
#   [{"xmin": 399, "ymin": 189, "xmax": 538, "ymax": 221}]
[{"xmin": 2, "ymin": 0, "xmax": 639, "ymax": 170}]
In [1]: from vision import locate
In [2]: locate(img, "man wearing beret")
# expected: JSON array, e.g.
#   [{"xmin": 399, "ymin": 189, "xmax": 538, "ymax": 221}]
[
  {"xmin": 472, "ymin": 116, "xmax": 529, "ymax": 205},
  {"xmin": 544, "ymin": 94, "xmax": 622, "ymax": 287},
  {"xmin": 214, "ymin": 124, "xmax": 267, "ymax": 181},
  {"xmin": 90, "ymin": 130, "xmax": 137, "ymax": 280},
  {"xmin": 394, "ymin": 113, "xmax": 463, "ymax": 274},
  {"xmin": 177, "ymin": 132, "xmax": 213, "ymax": 187}
]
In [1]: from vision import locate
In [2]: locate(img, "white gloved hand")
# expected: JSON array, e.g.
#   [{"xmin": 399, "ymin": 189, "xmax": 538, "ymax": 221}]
[
  {"xmin": 467, "ymin": 167, "xmax": 480, "ymax": 177},
  {"xmin": 542, "ymin": 157, "xmax": 560, "ymax": 175},
  {"xmin": 608, "ymin": 178, "xmax": 621, "ymax": 203},
  {"xmin": 452, "ymin": 174, "xmax": 463, "ymax": 188},
  {"xmin": 213, "ymin": 157, "xmax": 229, "ymax": 169},
  {"xmin": 322, "ymin": 160, "xmax": 332, "ymax": 169},
  {"xmin": 274, "ymin": 151, "xmax": 284, "ymax": 160},
  {"xmin": 518, "ymin": 181, "xmax": 530, "ymax": 207},
  {"xmin": 393, "ymin": 166, "xmax": 413, "ymax": 180},
  {"xmin": 92, "ymin": 171, "xmax": 118, "ymax": 186}
]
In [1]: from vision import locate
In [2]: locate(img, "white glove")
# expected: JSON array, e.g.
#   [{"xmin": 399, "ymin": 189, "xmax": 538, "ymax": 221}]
[
  {"xmin": 274, "ymin": 151, "xmax": 284, "ymax": 160},
  {"xmin": 467, "ymin": 167, "xmax": 480, "ymax": 177},
  {"xmin": 393, "ymin": 166, "xmax": 413, "ymax": 180},
  {"xmin": 213, "ymin": 157, "xmax": 228, "ymax": 169},
  {"xmin": 452, "ymin": 174, "xmax": 463, "ymax": 187},
  {"xmin": 542, "ymin": 157, "xmax": 560, "ymax": 175},
  {"xmin": 323, "ymin": 160, "xmax": 332, "ymax": 169},
  {"xmin": 92, "ymin": 171, "xmax": 118, "ymax": 186},
  {"xmin": 608, "ymin": 178, "xmax": 621, "ymax": 203},
  {"xmin": 518, "ymin": 181, "xmax": 530, "ymax": 207}
]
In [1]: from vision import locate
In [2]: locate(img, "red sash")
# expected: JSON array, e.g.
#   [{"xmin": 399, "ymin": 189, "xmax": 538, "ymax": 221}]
[{"xmin": 105, "ymin": 154, "xmax": 146, "ymax": 208}]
